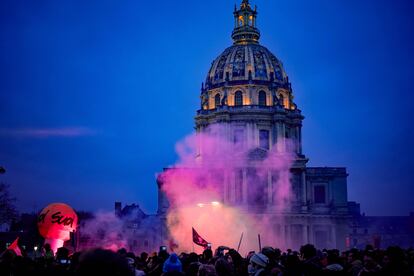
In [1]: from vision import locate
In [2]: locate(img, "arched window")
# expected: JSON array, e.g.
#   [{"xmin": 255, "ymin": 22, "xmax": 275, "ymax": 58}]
[
  {"xmin": 259, "ymin": 129, "xmax": 270, "ymax": 150},
  {"xmin": 234, "ymin": 91, "xmax": 243, "ymax": 106},
  {"xmin": 258, "ymin": 90, "xmax": 267, "ymax": 106},
  {"xmin": 278, "ymin": 94, "xmax": 285, "ymax": 107},
  {"xmin": 214, "ymin": 93, "xmax": 221, "ymax": 108}
]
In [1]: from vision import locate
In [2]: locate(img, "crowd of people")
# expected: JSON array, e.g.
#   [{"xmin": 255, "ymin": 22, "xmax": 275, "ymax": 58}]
[{"xmin": 0, "ymin": 243, "xmax": 413, "ymax": 276}]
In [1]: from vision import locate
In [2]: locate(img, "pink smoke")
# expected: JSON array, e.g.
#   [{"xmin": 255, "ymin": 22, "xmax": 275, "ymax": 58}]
[{"xmin": 159, "ymin": 124, "xmax": 295, "ymax": 254}]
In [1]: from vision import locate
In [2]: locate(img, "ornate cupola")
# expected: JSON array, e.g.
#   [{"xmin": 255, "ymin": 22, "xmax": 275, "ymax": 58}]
[
  {"xmin": 232, "ymin": 0, "xmax": 260, "ymax": 45},
  {"xmin": 196, "ymin": 0, "xmax": 305, "ymax": 162}
]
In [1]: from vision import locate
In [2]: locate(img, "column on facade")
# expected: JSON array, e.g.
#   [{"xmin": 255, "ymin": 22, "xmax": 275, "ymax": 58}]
[
  {"xmin": 267, "ymin": 170, "xmax": 272, "ymax": 207},
  {"xmin": 246, "ymin": 122, "xmax": 253, "ymax": 149},
  {"xmin": 242, "ymin": 169, "xmax": 248, "ymax": 205},
  {"xmin": 223, "ymin": 171, "xmax": 229, "ymax": 204},
  {"xmin": 302, "ymin": 223, "xmax": 308, "ymax": 245},
  {"xmin": 272, "ymin": 123, "xmax": 278, "ymax": 148},
  {"xmin": 284, "ymin": 224, "xmax": 291, "ymax": 249},
  {"xmin": 331, "ymin": 225, "xmax": 337, "ymax": 249},
  {"xmin": 230, "ymin": 170, "xmax": 236, "ymax": 204},
  {"xmin": 309, "ymin": 225, "xmax": 313, "ymax": 245},
  {"xmin": 252, "ymin": 122, "xmax": 258, "ymax": 148},
  {"xmin": 295, "ymin": 127, "xmax": 300, "ymax": 154},
  {"xmin": 247, "ymin": 86, "xmax": 253, "ymax": 105},
  {"xmin": 276, "ymin": 121, "xmax": 286, "ymax": 152},
  {"xmin": 301, "ymin": 171, "xmax": 307, "ymax": 208}
]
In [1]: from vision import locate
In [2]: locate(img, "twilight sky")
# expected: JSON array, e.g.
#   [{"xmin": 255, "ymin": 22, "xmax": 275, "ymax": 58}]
[{"xmin": 0, "ymin": 0, "xmax": 413, "ymax": 216}]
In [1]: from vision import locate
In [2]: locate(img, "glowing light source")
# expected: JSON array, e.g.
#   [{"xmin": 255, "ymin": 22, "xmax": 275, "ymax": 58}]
[
  {"xmin": 211, "ymin": 201, "xmax": 220, "ymax": 206},
  {"xmin": 197, "ymin": 203, "xmax": 205, "ymax": 208},
  {"xmin": 37, "ymin": 203, "xmax": 78, "ymax": 253}
]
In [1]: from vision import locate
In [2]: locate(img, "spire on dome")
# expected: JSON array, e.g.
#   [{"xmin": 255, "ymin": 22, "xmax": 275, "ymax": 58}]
[
  {"xmin": 232, "ymin": 0, "xmax": 260, "ymax": 44},
  {"xmin": 241, "ymin": 0, "xmax": 251, "ymax": 9}
]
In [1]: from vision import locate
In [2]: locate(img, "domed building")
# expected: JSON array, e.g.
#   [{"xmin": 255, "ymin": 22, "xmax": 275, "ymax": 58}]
[
  {"xmin": 189, "ymin": 0, "xmax": 352, "ymax": 248},
  {"xmin": 113, "ymin": 0, "xmax": 356, "ymax": 253},
  {"xmin": 196, "ymin": 1, "xmax": 303, "ymax": 158},
  {"xmin": 193, "ymin": 0, "xmax": 351, "ymax": 250}
]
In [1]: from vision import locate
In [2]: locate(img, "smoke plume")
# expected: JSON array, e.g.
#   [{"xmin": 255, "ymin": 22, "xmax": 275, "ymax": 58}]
[{"xmin": 159, "ymin": 124, "xmax": 295, "ymax": 254}]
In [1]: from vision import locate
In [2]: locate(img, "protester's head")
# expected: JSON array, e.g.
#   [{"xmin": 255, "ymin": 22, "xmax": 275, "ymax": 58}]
[
  {"xmin": 159, "ymin": 248, "xmax": 170, "ymax": 262},
  {"xmin": 300, "ymin": 244, "xmax": 317, "ymax": 260},
  {"xmin": 163, "ymin": 253, "xmax": 182, "ymax": 273},
  {"xmin": 117, "ymin": 248, "xmax": 127, "ymax": 257},
  {"xmin": 227, "ymin": 249, "xmax": 242, "ymax": 265},
  {"xmin": 43, "ymin": 243, "xmax": 52, "ymax": 252},
  {"xmin": 56, "ymin": 247, "xmax": 69, "ymax": 262},
  {"xmin": 215, "ymin": 257, "xmax": 234, "ymax": 276},
  {"xmin": 125, "ymin": 253, "xmax": 136, "ymax": 273},
  {"xmin": 187, "ymin": 252, "xmax": 199, "ymax": 264},
  {"xmin": 248, "ymin": 253, "xmax": 268, "ymax": 275},
  {"xmin": 362, "ymin": 251, "xmax": 378, "ymax": 270},
  {"xmin": 198, "ymin": 264, "xmax": 217, "ymax": 276},
  {"xmin": 273, "ymin": 248, "xmax": 282, "ymax": 259},
  {"xmin": 285, "ymin": 254, "xmax": 300, "ymax": 269},
  {"xmin": 348, "ymin": 248, "xmax": 361, "ymax": 263},
  {"xmin": 319, "ymin": 252, "xmax": 328, "ymax": 267},
  {"xmin": 140, "ymin": 252, "xmax": 148, "ymax": 262},
  {"xmin": 76, "ymin": 248, "xmax": 132, "ymax": 276},
  {"xmin": 0, "ymin": 249, "xmax": 16, "ymax": 263},
  {"xmin": 202, "ymin": 248, "xmax": 213, "ymax": 262},
  {"xmin": 186, "ymin": 261, "xmax": 201, "ymax": 276},
  {"xmin": 327, "ymin": 251, "xmax": 340, "ymax": 265},
  {"xmin": 261, "ymin": 246, "xmax": 276, "ymax": 263}
]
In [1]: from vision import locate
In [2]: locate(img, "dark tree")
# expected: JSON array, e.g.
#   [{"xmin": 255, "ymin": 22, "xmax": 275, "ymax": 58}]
[{"xmin": 0, "ymin": 183, "xmax": 18, "ymax": 225}]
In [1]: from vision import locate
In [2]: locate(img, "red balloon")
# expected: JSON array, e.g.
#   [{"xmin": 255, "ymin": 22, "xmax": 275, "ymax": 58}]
[{"xmin": 37, "ymin": 203, "xmax": 78, "ymax": 241}]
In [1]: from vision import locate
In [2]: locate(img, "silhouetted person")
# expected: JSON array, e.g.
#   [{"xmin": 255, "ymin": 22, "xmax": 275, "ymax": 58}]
[
  {"xmin": 300, "ymin": 244, "xmax": 322, "ymax": 275},
  {"xmin": 75, "ymin": 248, "xmax": 132, "ymax": 276}
]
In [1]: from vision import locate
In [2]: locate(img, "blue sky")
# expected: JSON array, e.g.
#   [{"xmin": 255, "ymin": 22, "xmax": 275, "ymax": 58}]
[{"xmin": 0, "ymin": 0, "xmax": 413, "ymax": 215}]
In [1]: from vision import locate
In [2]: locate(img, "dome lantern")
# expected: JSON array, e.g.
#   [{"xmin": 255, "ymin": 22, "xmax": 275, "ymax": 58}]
[{"xmin": 232, "ymin": 0, "xmax": 260, "ymax": 45}]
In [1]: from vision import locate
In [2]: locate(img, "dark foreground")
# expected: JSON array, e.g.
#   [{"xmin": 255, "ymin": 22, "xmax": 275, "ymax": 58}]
[{"xmin": 1, "ymin": 244, "xmax": 413, "ymax": 276}]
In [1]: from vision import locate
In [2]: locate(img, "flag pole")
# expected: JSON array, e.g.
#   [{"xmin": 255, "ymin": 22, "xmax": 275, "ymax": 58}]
[
  {"xmin": 258, "ymin": 234, "xmax": 262, "ymax": 252},
  {"xmin": 192, "ymin": 227, "xmax": 194, "ymax": 252},
  {"xmin": 237, "ymin": 232, "xmax": 244, "ymax": 252}
]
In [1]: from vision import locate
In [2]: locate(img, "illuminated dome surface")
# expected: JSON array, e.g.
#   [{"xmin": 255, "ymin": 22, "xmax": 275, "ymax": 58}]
[{"xmin": 206, "ymin": 44, "xmax": 288, "ymax": 87}]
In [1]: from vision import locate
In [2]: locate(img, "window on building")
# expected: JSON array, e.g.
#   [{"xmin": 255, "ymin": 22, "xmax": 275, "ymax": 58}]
[
  {"xmin": 314, "ymin": 185, "xmax": 326, "ymax": 204},
  {"xmin": 314, "ymin": 230, "xmax": 329, "ymax": 249},
  {"xmin": 279, "ymin": 94, "xmax": 284, "ymax": 107},
  {"xmin": 259, "ymin": 130, "xmax": 270, "ymax": 150},
  {"xmin": 247, "ymin": 168, "xmax": 267, "ymax": 209},
  {"xmin": 234, "ymin": 129, "xmax": 245, "ymax": 146},
  {"xmin": 274, "ymin": 224, "xmax": 281, "ymax": 237},
  {"xmin": 235, "ymin": 91, "xmax": 243, "ymax": 106},
  {"xmin": 214, "ymin": 94, "xmax": 221, "ymax": 108},
  {"xmin": 259, "ymin": 90, "xmax": 267, "ymax": 106},
  {"xmin": 235, "ymin": 169, "xmax": 243, "ymax": 204},
  {"xmin": 292, "ymin": 224, "xmax": 304, "ymax": 246}
]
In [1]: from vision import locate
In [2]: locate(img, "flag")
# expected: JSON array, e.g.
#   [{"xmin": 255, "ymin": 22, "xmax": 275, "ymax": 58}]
[
  {"xmin": 192, "ymin": 227, "xmax": 209, "ymax": 248},
  {"xmin": 7, "ymin": 237, "xmax": 22, "ymax": 256}
]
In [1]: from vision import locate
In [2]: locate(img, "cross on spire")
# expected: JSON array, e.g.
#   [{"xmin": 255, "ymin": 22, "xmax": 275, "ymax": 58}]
[{"xmin": 241, "ymin": 0, "xmax": 252, "ymax": 10}]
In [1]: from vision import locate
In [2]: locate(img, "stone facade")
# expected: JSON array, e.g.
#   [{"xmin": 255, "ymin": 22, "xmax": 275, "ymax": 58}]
[{"xmin": 156, "ymin": 0, "xmax": 354, "ymax": 250}]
